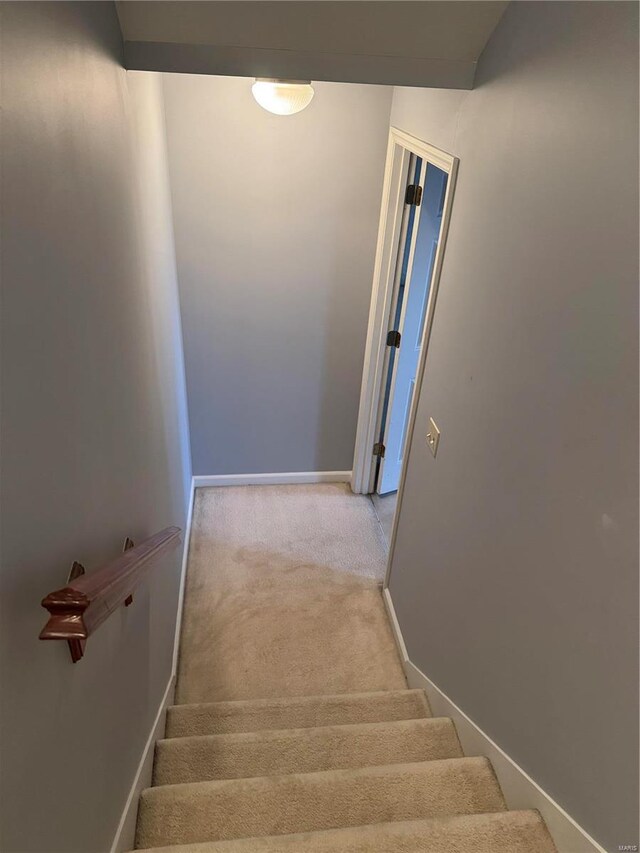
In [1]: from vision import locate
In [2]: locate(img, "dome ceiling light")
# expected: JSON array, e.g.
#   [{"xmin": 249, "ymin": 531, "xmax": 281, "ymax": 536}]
[{"xmin": 251, "ymin": 79, "xmax": 315, "ymax": 115}]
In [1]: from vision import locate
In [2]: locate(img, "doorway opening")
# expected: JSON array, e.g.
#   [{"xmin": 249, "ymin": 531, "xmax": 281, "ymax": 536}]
[{"xmin": 352, "ymin": 129, "xmax": 458, "ymax": 558}]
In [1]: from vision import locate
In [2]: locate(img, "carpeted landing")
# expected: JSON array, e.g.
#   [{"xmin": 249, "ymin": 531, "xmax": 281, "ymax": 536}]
[
  {"xmin": 174, "ymin": 484, "xmax": 403, "ymax": 703},
  {"xmin": 132, "ymin": 484, "xmax": 556, "ymax": 852}
]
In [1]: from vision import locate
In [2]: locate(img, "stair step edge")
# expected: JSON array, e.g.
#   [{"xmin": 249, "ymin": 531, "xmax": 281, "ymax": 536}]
[
  {"xmin": 165, "ymin": 689, "xmax": 432, "ymax": 737},
  {"xmin": 135, "ymin": 760, "xmax": 510, "ymax": 850},
  {"xmin": 158, "ymin": 715, "xmax": 457, "ymax": 746},
  {"xmin": 167, "ymin": 688, "xmax": 430, "ymax": 712},
  {"xmin": 153, "ymin": 717, "xmax": 464, "ymax": 786},
  {"xmin": 142, "ymin": 755, "xmax": 501, "ymax": 799},
  {"xmin": 130, "ymin": 810, "xmax": 556, "ymax": 853}
]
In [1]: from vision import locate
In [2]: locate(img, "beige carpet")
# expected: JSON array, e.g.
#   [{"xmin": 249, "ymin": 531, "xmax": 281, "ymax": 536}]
[
  {"xmin": 132, "ymin": 483, "xmax": 557, "ymax": 853},
  {"xmin": 153, "ymin": 717, "xmax": 463, "ymax": 785},
  {"xmin": 175, "ymin": 484, "xmax": 406, "ymax": 704},
  {"xmin": 137, "ymin": 757, "xmax": 507, "ymax": 847},
  {"xmin": 135, "ymin": 811, "xmax": 557, "ymax": 853},
  {"xmin": 165, "ymin": 690, "xmax": 431, "ymax": 738},
  {"xmin": 135, "ymin": 690, "xmax": 556, "ymax": 852}
]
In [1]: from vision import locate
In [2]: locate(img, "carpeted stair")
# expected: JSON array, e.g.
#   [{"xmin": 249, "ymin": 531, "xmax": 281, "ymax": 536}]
[{"xmin": 133, "ymin": 689, "xmax": 557, "ymax": 852}]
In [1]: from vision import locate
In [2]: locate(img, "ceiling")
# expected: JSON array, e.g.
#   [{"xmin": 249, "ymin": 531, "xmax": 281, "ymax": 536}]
[{"xmin": 117, "ymin": 1, "xmax": 509, "ymax": 90}]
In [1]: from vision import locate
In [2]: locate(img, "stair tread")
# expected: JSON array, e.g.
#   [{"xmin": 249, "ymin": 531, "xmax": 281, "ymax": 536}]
[
  {"xmin": 132, "ymin": 809, "xmax": 556, "ymax": 853},
  {"xmin": 165, "ymin": 689, "xmax": 431, "ymax": 738},
  {"xmin": 136, "ymin": 757, "xmax": 506, "ymax": 848},
  {"xmin": 154, "ymin": 716, "xmax": 462, "ymax": 785}
]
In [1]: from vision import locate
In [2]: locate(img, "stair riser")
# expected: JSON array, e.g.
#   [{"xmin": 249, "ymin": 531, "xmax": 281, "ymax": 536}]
[
  {"xmin": 154, "ymin": 719, "xmax": 462, "ymax": 785},
  {"xmin": 166, "ymin": 690, "xmax": 431, "ymax": 738},
  {"xmin": 133, "ymin": 811, "xmax": 557, "ymax": 853},
  {"xmin": 136, "ymin": 758, "xmax": 506, "ymax": 848}
]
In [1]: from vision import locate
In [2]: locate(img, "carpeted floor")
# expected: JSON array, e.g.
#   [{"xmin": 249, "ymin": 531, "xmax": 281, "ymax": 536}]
[
  {"xmin": 175, "ymin": 484, "xmax": 407, "ymax": 704},
  {"xmin": 135, "ymin": 482, "xmax": 557, "ymax": 853}
]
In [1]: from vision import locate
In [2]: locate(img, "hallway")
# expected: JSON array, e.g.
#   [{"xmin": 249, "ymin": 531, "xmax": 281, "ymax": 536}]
[
  {"xmin": 176, "ymin": 484, "xmax": 405, "ymax": 704},
  {"xmin": 3, "ymin": 3, "xmax": 636, "ymax": 852}
]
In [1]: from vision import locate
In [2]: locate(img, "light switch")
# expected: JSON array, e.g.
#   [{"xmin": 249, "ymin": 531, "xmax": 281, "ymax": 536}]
[{"xmin": 426, "ymin": 417, "xmax": 440, "ymax": 457}]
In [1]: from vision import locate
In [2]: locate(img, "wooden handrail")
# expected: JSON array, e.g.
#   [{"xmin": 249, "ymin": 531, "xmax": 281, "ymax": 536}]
[{"xmin": 40, "ymin": 526, "xmax": 182, "ymax": 662}]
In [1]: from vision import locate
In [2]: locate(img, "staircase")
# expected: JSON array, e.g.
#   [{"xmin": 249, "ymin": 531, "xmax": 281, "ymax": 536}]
[{"xmin": 133, "ymin": 688, "xmax": 556, "ymax": 852}]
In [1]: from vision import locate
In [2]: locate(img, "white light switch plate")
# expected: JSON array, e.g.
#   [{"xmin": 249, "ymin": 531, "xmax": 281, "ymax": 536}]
[{"xmin": 426, "ymin": 417, "xmax": 440, "ymax": 457}]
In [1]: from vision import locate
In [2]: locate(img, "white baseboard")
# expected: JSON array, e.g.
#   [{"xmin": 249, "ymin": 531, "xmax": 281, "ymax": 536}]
[
  {"xmin": 110, "ymin": 674, "xmax": 175, "ymax": 853},
  {"xmin": 382, "ymin": 586, "xmax": 409, "ymax": 663},
  {"xmin": 111, "ymin": 479, "xmax": 196, "ymax": 853},
  {"xmin": 171, "ymin": 478, "xmax": 196, "ymax": 678},
  {"xmin": 382, "ymin": 587, "xmax": 606, "ymax": 853},
  {"xmin": 193, "ymin": 471, "xmax": 352, "ymax": 488}
]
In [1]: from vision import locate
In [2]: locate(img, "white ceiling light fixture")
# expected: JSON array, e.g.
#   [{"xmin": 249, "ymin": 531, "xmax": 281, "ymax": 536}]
[{"xmin": 251, "ymin": 79, "xmax": 314, "ymax": 116}]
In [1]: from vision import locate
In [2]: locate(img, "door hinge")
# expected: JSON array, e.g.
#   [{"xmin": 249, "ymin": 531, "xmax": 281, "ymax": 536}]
[
  {"xmin": 386, "ymin": 330, "xmax": 401, "ymax": 348},
  {"xmin": 405, "ymin": 184, "xmax": 423, "ymax": 206},
  {"xmin": 373, "ymin": 442, "xmax": 386, "ymax": 458}
]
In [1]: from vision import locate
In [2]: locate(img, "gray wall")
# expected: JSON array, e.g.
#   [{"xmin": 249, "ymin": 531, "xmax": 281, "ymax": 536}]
[
  {"xmin": 388, "ymin": 3, "xmax": 638, "ymax": 851},
  {"xmin": 0, "ymin": 4, "xmax": 191, "ymax": 852},
  {"xmin": 162, "ymin": 74, "xmax": 392, "ymax": 475}
]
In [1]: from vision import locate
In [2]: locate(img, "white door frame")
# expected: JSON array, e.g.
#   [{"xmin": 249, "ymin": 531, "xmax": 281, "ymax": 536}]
[{"xmin": 351, "ymin": 127, "xmax": 458, "ymax": 512}]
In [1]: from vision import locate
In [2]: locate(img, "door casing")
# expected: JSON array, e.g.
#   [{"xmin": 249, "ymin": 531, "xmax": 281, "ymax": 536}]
[{"xmin": 351, "ymin": 127, "xmax": 458, "ymax": 583}]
